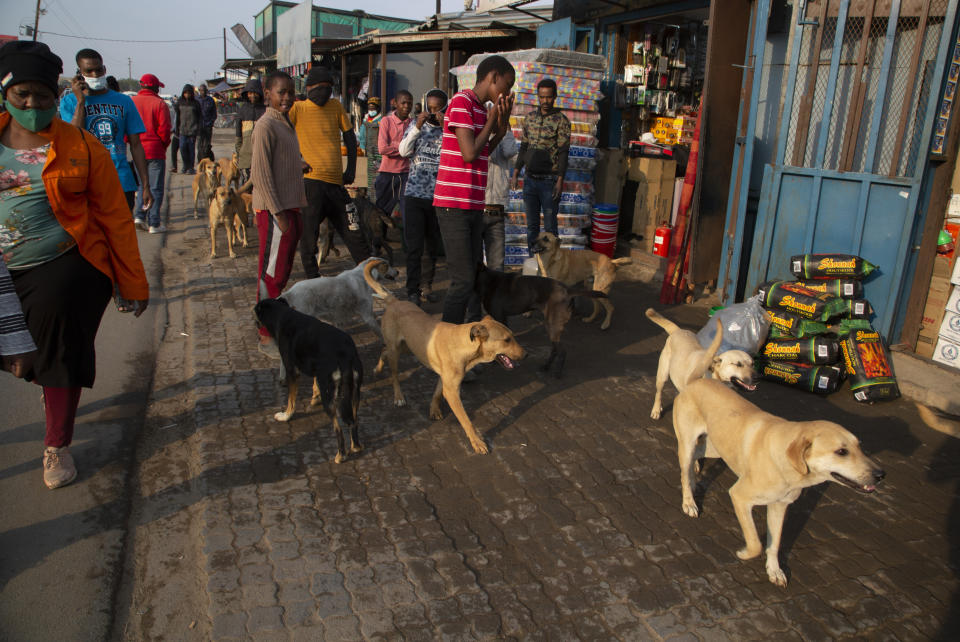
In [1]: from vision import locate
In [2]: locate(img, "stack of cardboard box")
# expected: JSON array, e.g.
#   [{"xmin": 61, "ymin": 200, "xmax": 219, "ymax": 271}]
[
  {"xmin": 930, "ymin": 257, "xmax": 960, "ymax": 368},
  {"xmin": 629, "ymin": 156, "xmax": 676, "ymax": 252}
]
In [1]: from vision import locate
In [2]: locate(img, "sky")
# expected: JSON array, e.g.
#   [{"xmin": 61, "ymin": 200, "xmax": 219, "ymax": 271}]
[{"xmin": 0, "ymin": 0, "xmax": 506, "ymax": 94}]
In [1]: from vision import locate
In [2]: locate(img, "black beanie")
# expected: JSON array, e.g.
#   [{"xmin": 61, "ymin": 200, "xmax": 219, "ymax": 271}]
[
  {"xmin": 305, "ymin": 66, "xmax": 333, "ymax": 86},
  {"xmin": 0, "ymin": 40, "xmax": 63, "ymax": 96}
]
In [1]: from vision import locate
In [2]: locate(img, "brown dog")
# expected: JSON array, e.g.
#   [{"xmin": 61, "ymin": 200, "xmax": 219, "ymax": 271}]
[
  {"xmin": 363, "ymin": 261, "xmax": 525, "ymax": 454},
  {"xmin": 209, "ymin": 186, "xmax": 245, "ymax": 258},
  {"xmin": 216, "ymin": 154, "xmax": 241, "ymax": 191},
  {"xmin": 533, "ymin": 232, "xmax": 630, "ymax": 330},
  {"xmin": 192, "ymin": 158, "xmax": 220, "ymax": 219}
]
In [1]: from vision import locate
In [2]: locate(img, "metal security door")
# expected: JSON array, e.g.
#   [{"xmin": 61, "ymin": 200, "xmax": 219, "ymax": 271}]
[{"xmin": 744, "ymin": 0, "xmax": 957, "ymax": 337}]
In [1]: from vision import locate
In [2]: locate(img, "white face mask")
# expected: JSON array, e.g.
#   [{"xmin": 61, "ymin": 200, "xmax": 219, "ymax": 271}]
[
  {"xmin": 368, "ymin": 110, "xmax": 378, "ymax": 117},
  {"xmin": 84, "ymin": 75, "xmax": 107, "ymax": 91}
]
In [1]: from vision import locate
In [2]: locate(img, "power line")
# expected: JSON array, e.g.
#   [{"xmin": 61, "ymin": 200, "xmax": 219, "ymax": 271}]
[{"xmin": 38, "ymin": 29, "xmax": 223, "ymax": 43}]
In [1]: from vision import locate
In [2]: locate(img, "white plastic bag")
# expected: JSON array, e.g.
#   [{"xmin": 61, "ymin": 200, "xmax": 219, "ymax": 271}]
[{"xmin": 696, "ymin": 295, "xmax": 771, "ymax": 356}]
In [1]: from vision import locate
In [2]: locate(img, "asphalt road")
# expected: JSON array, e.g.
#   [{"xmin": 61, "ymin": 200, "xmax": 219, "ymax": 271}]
[{"xmin": 0, "ymin": 213, "xmax": 165, "ymax": 640}]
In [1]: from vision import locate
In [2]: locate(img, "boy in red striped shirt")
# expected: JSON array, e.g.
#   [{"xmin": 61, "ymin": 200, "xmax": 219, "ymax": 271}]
[{"xmin": 433, "ymin": 55, "xmax": 515, "ymax": 324}]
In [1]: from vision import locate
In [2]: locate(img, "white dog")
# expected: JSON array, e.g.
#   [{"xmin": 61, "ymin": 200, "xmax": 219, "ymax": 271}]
[
  {"xmin": 646, "ymin": 308, "xmax": 756, "ymax": 419},
  {"xmin": 280, "ymin": 258, "xmax": 398, "ymax": 338}
]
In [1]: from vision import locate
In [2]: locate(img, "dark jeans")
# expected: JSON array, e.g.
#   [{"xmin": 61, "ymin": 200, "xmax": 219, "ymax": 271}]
[
  {"xmin": 134, "ymin": 159, "xmax": 166, "ymax": 227},
  {"xmin": 374, "ymin": 172, "xmax": 408, "ymax": 217},
  {"xmin": 481, "ymin": 208, "xmax": 505, "ymax": 272},
  {"xmin": 523, "ymin": 175, "xmax": 559, "ymax": 252},
  {"xmin": 197, "ymin": 126, "xmax": 214, "ymax": 161},
  {"xmin": 300, "ymin": 178, "xmax": 371, "ymax": 278},
  {"xmin": 403, "ymin": 196, "xmax": 442, "ymax": 296},
  {"xmin": 179, "ymin": 135, "xmax": 196, "ymax": 173},
  {"xmin": 170, "ymin": 135, "xmax": 179, "ymax": 170},
  {"xmin": 436, "ymin": 207, "xmax": 484, "ymax": 324}
]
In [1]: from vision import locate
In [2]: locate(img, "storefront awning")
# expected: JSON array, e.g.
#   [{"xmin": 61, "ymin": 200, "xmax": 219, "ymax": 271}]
[{"xmin": 332, "ymin": 28, "xmax": 522, "ymax": 55}]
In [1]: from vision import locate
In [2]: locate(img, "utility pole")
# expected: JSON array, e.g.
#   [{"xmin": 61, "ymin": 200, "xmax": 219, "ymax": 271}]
[
  {"xmin": 223, "ymin": 28, "xmax": 227, "ymax": 67},
  {"xmin": 128, "ymin": 57, "xmax": 132, "ymax": 80},
  {"xmin": 32, "ymin": 0, "xmax": 42, "ymax": 41}
]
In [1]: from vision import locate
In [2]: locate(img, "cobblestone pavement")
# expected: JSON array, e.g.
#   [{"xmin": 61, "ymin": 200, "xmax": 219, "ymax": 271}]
[{"xmin": 116, "ymin": 136, "xmax": 960, "ymax": 640}]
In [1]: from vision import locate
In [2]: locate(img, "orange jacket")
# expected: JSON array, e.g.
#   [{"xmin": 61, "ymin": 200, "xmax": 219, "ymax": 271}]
[{"xmin": 0, "ymin": 113, "xmax": 149, "ymax": 300}]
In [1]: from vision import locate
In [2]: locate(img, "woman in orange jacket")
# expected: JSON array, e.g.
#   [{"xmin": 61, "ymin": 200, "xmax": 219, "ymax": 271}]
[{"xmin": 0, "ymin": 41, "xmax": 149, "ymax": 489}]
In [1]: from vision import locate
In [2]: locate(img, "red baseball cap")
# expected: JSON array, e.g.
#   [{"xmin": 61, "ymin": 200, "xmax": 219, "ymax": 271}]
[{"xmin": 139, "ymin": 73, "xmax": 164, "ymax": 88}]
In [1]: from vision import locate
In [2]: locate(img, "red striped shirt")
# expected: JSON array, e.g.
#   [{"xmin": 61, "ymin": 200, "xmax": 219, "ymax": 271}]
[{"xmin": 433, "ymin": 89, "xmax": 489, "ymax": 210}]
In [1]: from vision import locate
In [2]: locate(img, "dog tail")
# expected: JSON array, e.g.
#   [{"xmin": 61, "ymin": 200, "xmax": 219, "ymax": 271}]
[
  {"xmin": 363, "ymin": 259, "xmax": 394, "ymax": 300},
  {"xmin": 645, "ymin": 308, "xmax": 682, "ymax": 334},
  {"xmin": 684, "ymin": 318, "xmax": 723, "ymax": 387},
  {"xmin": 237, "ymin": 178, "xmax": 253, "ymax": 194},
  {"xmin": 338, "ymin": 357, "xmax": 363, "ymax": 426},
  {"xmin": 611, "ymin": 257, "xmax": 632, "ymax": 266}
]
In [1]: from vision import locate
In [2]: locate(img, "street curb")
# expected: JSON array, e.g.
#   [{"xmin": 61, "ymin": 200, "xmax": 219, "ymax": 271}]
[{"xmin": 892, "ymin": 348, "xmax": 960, "ymax": 416}]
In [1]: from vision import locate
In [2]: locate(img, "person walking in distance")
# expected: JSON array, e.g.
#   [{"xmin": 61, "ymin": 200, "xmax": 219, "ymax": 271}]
[
  {"xmin": 174, "ymin": 85, "xmax": 201, "ymax": 174},
  {"xmin": 251, "ymin": 71, "xmax": 308, "ymax": 356},
  {"xmin": 375, "ymin": 89, "xmax": 413, "ymax": 219},
  {"xmin": 196, "ymin": 83, "xmax": 217, "ymax": 162},
  {"xmin": 481, "ymin": 128, "xmax": 518, "ymax": 273},
  {"xmin": 59, "ymin": 48, "xmax": 154, "ymax": 215},
  {"xmin": 398, "ymin": 88, "xmax": 447, "ymax": 305},
  {"xmin": 0, "ymin": 41, "xmax": 150, "ymax": 489},
  {"xmin": 288, "ymin": 67, "xmax": 368, "ymax": 278},
  {"xmin": 361, "ymin": 96, "xmax": 383, "ymax": 202},
  {"xmin": 433, "ymin": 54, "xmax": 515, "ymax": 324},
  {"xmin": 131, "ymin": 73, "xmax": 171, "ymax": 233},
  {"xmin": 234, "ymin": 78, "xmax": 265, "ymax": 183},
  {"xmin": 511, "ymin": 78, "xmax": 570, "ymax": 253}
]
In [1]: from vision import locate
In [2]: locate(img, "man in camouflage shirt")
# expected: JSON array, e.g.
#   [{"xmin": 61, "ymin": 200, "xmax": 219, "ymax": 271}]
[{"xmin": 512, "ymin": 78, "xmax": 571, "ymax": 253}]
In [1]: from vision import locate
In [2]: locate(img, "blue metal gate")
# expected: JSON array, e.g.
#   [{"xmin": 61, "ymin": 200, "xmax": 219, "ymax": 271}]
[{"xmin": 719, "ymin": 0, "xmax": 957, "ymax": 337}]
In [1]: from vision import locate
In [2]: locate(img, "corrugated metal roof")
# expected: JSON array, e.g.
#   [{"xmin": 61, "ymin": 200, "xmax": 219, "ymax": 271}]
[{"xmin": 416, "ymin": 4, "xmax": 553, "ymax": 33}]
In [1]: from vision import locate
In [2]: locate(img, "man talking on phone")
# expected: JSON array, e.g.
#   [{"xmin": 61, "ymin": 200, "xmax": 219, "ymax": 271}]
[{"xmin": 59, "ymin": 48, "xmax": 154, "ymax": 218}]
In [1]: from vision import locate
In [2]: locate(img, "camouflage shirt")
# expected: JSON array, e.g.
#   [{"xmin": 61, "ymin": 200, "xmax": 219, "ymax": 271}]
[{"xmin": 516, "ymin": 108, "xmax": 571, "ymax": 177}]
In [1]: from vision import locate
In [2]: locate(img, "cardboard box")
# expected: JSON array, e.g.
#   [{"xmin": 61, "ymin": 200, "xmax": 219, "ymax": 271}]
[
  {"xmin": 940, "ymin": 310, "xmax": 960, "ymax": 344},
  {"xmin": 916, "ymin": 334, "xmax": 936, "ymax": 359},
  {"xmin": 932, "ymin": 335, "xmax": 960, "ymax": 369},
  {"xmin": 630, "ymin": 157, "xmax": 676, "ymax": 235},
  {"xmin": 947, "ymin": 285, "xmax": 960, "ymax": 315},
  {"xmin": 953, "ymin": 252, "xmax": 960, "ymax": 285},
  {"xmin": 594, "ymin": 149, "xmax": 626, "ymax": 207}
]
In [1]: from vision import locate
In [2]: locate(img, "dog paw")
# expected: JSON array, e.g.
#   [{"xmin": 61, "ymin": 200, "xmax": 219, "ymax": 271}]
[
  {"xmin": 736, "ymin": 546, "xmax": 762, "ymax": 560},
  {"xmin": 210, "ymin": 252, "xmax": 217, "ymax": 258},
  {"xmin": 229, "ymin": 252, "xmax": 237, "ymax": 259},
  {"xmin": 767, "ymin": 567, "xmax": 788, "ymax": 587},
  {"xmin": 682, "ymin": 501, "xmax": 699, "ymax": 517},
  {"xmin": 350, "ymin": 443, "xmax": 364, "ymax": 454},
  {"xmin": 650, "ymin": 408, "xmax": 661, "ymax": 420},
  {"xmin": 334, "ymin": 452, "xmax": 345, "ymax": 464},
  {"xmin": 600, "ymin": 320, "xmax": 611, "ymax": 331},
  {"xmin": 429, "ymin": 409, "xmax": 443, "ymax": 421},
  {"xmin": 274, "ymin": 411, "xmax": 292, "ymax": 422},
  {"xmin": 471, "ymin": 440, "xmax": 490, "ymax": 454},
  {"xmin": 394, "ymin": 397, "xmax": 407, "ymax": 408},
  {"xmin": 309, "ymin": 397, "xmax": 321, "ymax": 407}
]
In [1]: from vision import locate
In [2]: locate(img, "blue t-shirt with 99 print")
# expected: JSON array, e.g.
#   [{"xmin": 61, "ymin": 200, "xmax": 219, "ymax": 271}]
[{"xmin": 60, "ymin": 90, "xmax": 146, "ymax": 193}]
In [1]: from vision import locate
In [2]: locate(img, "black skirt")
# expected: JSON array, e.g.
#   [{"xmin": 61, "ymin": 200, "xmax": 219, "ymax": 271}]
[{"xmin": 9, "ymin": 248, "xmax": 113, "ymax": 388}]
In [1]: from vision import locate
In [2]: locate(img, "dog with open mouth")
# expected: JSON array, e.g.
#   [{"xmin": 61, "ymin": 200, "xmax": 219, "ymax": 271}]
[
  {"xmin": 363, "ymin": 261, "xmax": 524, "ymax": 454},
  {"xmin": 646, "ymin": 308, "xmax": 756, "ymax": 420},
  {"xmin": 672, "ymin": 374, "xmax": 884, "ymax": 587}
]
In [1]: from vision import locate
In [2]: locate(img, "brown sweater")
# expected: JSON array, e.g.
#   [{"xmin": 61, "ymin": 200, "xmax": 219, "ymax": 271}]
[{"xmin": 251, "ymin": 107, "xmax": 308, "ymax": 214}]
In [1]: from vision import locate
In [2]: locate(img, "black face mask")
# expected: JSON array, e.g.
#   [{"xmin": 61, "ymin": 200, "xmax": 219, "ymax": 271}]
[{"xmin": 308, "ymin": 86, "xmax": 332, "ymax": 106}]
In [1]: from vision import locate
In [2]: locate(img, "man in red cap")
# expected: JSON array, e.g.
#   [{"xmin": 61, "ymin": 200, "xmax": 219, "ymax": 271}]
[{"xmin": 131, "ymin": 73, "xmax": 172, "ymax": 232}]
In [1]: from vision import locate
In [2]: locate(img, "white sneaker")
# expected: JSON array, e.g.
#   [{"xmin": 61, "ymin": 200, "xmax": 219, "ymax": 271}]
[
  {"xmin": 148, "ymin": 225, "xmax": 166, "ymax": 234},
  {"xmin": 43, "ymin": 446, "xmax": 77, "ymax": 489},
  {"xmin": 134, "ymin": 218, "xmax": 148, "ymax": 231}
]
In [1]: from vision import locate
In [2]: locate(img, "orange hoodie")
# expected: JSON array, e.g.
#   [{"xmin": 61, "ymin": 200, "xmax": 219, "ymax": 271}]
[{"xmin": 0, "ymin": 113, "xmax": 149, "ymax": 300}]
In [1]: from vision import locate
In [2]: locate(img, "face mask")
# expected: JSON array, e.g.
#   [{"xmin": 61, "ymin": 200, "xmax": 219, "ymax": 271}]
[
  {"xmin": 5, "ymin": 101, "xmax": 56, "ymax": 132},
  {"xmin": 308, "ymin": 86, "xmax": 332, "ymax": 107},
  {"xmin": 83, "ymin": 75, "xmax": 107, "ymax": 91},
  {"xmin": 368, "ymin": 110, "xmax": 378, "ymax": 117}
]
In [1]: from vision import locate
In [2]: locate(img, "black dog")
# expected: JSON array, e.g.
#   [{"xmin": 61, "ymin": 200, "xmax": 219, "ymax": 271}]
[
  {"xmin": 254, "ymin": 298, "xmax": 364, "ymax": 463},
  {"xmin": 474, "ymin": 264, "xmax": 606, "ymax": 376},
  {"xmin": 354, "ymin": 196, "xmax": 396, "ymax": 266}
]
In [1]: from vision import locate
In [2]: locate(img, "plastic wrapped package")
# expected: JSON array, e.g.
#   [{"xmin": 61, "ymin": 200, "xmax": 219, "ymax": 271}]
[
  {"xmin": 757, "ymin": 360, "xmax": 844, "ymax": 394},
  {"xmin": 761, "ymin": 335, "xmax": 840, "ymax": 365},
  {"xmin": 757, "ymin": 281, "xmax": 847, "ymax": 321},
  {"xmin": 696, "ymin": 295, "xmax": 773, "ymax": 355},
  {"xmin": 839, "ymin": 327, "xmax": 901, "ymax": 402},
  {"xmin": 566, "ymin": 156, "xmax": 597, "ymax": 171},
  {"xmin": 790, "ymin": 254, "xmax": 878, "ymax": 279}
]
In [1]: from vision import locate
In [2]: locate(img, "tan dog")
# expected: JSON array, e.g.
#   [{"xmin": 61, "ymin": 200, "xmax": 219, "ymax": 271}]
[
  {"xmin": 364, "ymin": 261, "xmax": 525, "ymax": 454},
  {"xmin": 646, "ymin": 308, "xmax": 756, "ymax": 419},
  {"xmin": 533, "ymin": 232, "xmax": 630, "ymax": 330},
  {"xmin": 673, "ymin": 376, "xmax": 885, "ymax": 587},
  {"xmin": 216, "ymin": 154, "xmax": 241, "ymax": 191},
  {"xmin": 192, "ymin": 158, "xmax": 220, "ymax": 219},
  {"xmin": 208, "ymin": 186, "xmax": 245, "ymax": 258}
]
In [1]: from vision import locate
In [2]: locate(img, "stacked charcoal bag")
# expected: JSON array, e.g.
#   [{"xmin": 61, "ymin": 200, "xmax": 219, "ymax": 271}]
[
  {"xmin": 452, "ymin": 49, "xmax": 605, "ymax": 264},
  {"xmin": 755, "ymin": 253, "xmax": 899, "ymax": 401}
]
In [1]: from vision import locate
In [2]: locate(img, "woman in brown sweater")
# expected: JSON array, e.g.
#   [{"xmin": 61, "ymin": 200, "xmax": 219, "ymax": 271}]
[{"xmin": 251, "ymin": 71, "xmax": 308, "ymax": 354}]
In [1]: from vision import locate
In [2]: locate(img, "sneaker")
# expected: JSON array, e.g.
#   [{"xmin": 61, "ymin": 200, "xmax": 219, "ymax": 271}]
[
  {"xmin": 148, "ymin": 225, "xmax": 166, "ymax": 234},
  {"xmin": 170, "ymin": 167, "xmax": 178, "ymax": 174},
  {"xmin": 258, "ymin": 338, "xmax": 280, "ymax": 359},
  {"xmin": 134, "ymin": 218, "xmax": 148, "ymax": 231},
  {"xmin": 43, "ymin": 446, "xmax": 77, "ymax": 489}
]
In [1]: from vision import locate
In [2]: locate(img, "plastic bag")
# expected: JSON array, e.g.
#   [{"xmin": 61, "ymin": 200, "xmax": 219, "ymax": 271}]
[{"xmin": 696, "ymin": 295, "xmax": 772, "ymax": 355}]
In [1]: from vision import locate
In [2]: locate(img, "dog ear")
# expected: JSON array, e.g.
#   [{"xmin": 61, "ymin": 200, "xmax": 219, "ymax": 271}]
[
  {"xmin": 786, "ymin": 435, "xmax": 811, "ymax": 475},
  {"xmin": 711, "ymin": 356, "xmax": 721, "ymax": 373},
  {"xmin": 470, "ymin": 324, "xmax": 489, "ymax": 342}
]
